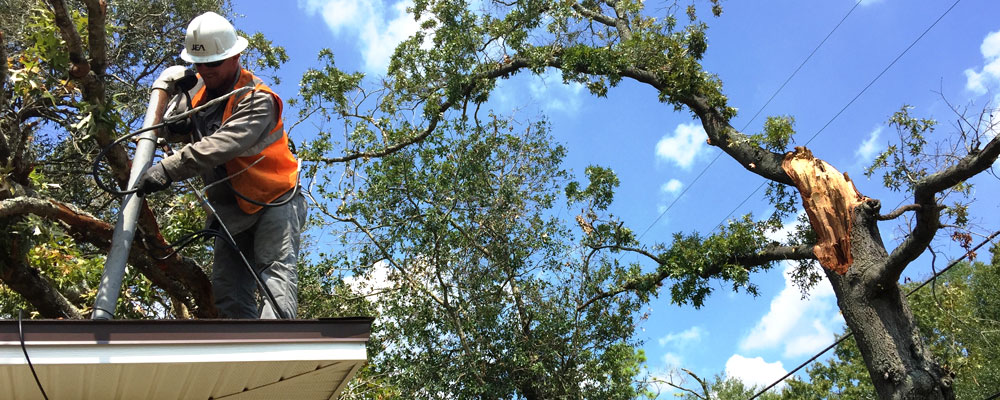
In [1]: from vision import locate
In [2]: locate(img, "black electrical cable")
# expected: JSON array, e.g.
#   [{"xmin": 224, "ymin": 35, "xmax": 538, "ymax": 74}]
[
  {"xmin": 210, "ymin": 215, "xmax": 290, "ymax": 320},
  {"xmin": 152, "ymin": 229, "xmax": 225, "ymax": 261},
  {"xmin": 91, "ymin": 123, "xmax": 166, "ymax": 196},
  {"xmin": 91, "ymin": 82, "xmax": 294, "ymax": 319},
  {"xmin": 191, "ymin": 86, "xmax": 301, "ymax": 210},
  {"xmin": 91, "ymin": 85, "xmax": 252, "ymax": 197},
  {"xmin": 746, "ymin": 229, "xmax": 999, "ymax": 400},
  {"xmin": 152, "ymin": 225, "xmax": 288, "ymax": 319},
  {"xmin": 18, "ymin": 310, "xmax": 49, "ymax": 400}
]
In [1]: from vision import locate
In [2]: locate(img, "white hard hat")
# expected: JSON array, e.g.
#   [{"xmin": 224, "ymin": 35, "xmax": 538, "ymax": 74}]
[{"xmin": 179, "ymin": 12, "xmax": 248, "ymax": 63}]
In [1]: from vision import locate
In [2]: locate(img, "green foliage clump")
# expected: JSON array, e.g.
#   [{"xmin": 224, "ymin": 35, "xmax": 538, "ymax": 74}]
[
  {"xmin": 864, "ymin": 105, "xmax": 978, "ymax": 230},
  {"xmin": 655, "ymin": 215, "xmax": 775, "ymax": 308},
  {"xmin": 749, "ymin": 115, "xmax": 795, "ymax": 153},
  {"xmin": 865, "ymin": 105, "xmax": 936, "ymax": 193},
  {"xmin": 315, "ymin": 113, "xmax": 649, "ymax": 399}
]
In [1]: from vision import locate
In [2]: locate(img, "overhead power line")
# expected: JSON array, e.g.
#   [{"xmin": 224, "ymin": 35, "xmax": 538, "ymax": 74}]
[
  {"xmin": 744, "ymin": 0, "xmax": 968, "ymax": 395},
  {"xmin": 715, "ymin": 0, "xmax": 962, "ymax": 232},
  {"xmin": 747, "ymin": 228, "xmax": 997, "ymax": 400},
  {"xmin": 638, "ymin": 0, "xmax": 864, "ymax": 240},
  {"xmin": 803, "ymin": 0, "xmax": 962, "ymax": 146}
]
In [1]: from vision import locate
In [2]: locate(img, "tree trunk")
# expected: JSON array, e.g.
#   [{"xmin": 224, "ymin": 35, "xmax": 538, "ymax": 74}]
[{"xmin": 826, "ymin": 200, "xmax": 954, "ymax": 399}]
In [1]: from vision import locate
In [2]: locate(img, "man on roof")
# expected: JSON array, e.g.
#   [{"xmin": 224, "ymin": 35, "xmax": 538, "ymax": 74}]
[{"xmin": 138, "ymin": 11, "xmax": 306, "ymax": 319}]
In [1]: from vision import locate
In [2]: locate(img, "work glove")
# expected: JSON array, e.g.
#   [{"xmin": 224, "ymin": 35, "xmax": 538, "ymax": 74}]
[
  {"xmin": 136, "ymin": 163, "xmax": 172, "ymax": 196},
  {"xmin": 152, "ymin": 66, "xmax": 197, "ymax": 94},
  {"xmin": 164, "ymin": 115, "xmax": 193, "ymax": 135}
]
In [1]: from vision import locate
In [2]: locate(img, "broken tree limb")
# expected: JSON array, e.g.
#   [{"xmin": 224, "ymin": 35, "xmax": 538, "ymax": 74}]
[{"xmin": 782, "ymin": 147, "xmax": 868, "ymax": 275}]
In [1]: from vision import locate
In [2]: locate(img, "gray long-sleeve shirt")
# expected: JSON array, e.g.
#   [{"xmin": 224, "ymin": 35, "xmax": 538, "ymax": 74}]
[{"xmin": 160, "ymin": 73, "xmax": 283, "ymax": 234}]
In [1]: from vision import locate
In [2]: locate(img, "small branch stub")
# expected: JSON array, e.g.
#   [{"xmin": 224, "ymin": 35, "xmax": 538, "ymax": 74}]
[{"xmin": 782, "ymin": 147, "xmax": 867, "ymax": 275}]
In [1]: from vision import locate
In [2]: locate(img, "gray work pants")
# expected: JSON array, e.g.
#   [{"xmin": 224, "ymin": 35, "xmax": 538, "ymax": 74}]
[{"xmin": 211, "ymin": 193, "xmax": 307, "ymax": 319}]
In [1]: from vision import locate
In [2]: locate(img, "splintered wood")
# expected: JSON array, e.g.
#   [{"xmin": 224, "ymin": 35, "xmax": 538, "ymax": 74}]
[{"xmin": 781, "ymin": 147, "xmax": 867, "ymax": 275}]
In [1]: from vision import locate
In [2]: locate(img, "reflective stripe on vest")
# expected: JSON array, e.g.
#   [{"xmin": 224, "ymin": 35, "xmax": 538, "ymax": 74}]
[{"xmin": 192, "ymin": 69, "xmax": 297, "ymax": 214}]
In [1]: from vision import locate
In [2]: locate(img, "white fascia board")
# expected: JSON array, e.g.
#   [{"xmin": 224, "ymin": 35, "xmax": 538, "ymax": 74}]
[{"xmin": 0, "ymin": 341, "xmax": 367, "ymax": 365}]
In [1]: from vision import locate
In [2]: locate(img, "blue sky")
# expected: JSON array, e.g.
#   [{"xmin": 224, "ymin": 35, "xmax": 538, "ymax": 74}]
[{"xmin": 231, "ymin": 0, "xmax": 1000, "ymax": 394}]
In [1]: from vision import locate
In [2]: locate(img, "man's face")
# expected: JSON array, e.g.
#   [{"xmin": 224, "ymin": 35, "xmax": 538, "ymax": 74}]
[{"xmin": 196, "ymin": 55, "xmax": 240, "ymax": 91}]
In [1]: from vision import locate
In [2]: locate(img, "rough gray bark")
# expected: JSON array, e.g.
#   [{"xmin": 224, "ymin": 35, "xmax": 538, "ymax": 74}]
[{"xmin": 826, "ymin": 200, "xmax": 954, "ymax": 399}]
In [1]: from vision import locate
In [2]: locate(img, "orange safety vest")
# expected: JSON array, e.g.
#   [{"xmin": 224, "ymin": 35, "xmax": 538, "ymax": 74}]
[{"xmin": 191, "ymin": 69, "xmax": 298, "ymax": 214}]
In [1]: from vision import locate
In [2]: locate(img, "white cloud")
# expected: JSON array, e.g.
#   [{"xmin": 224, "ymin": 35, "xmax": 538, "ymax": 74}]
[
  {"xmin": 343, "ymin": 260, "xmax": 394, "ymax": 298},
  {"xmin": 983, "ymin": 30, "xmax": 1000, "ymax": 60},
  {"xmin": 763, "ymin": 211, "xmax": 803, "ymax": 243},
  {"xmin": 657, "ymin": 326, "xmax": 704, "ymax": 348},
  {"xmin": 783, "ymin": 319, "xmax": 834, "ymax": 358},
  {"xmin": 855, "ymin": 126, "xmax": 883, "ymax": 162},
  {"xmin": 725, "ymin": 354, "xmax": 787, "ymax": 389},
  {"xmin": 660, "ymin": 179, "xmax": 684, "ymax": 197},
  {"xmin": 661, "ymin": 352, "xmax": 683, "ymax": 368},
  {"xmin": 738, "ymin": 262, "xmax": 838, "ymax": 355},
  {"xmin": 966, "ymin": 69, "xmax": 988, "ymax": 95},
  {"xmin": 528, "ymin": 70, "xmax": 585, "ymax": 114},
  {"xmin": 655, "ymin": 122, "xmax": 708, "ymax": 169},
  {"xmin": 299, "ymin": 0, "xmax": 422, "ymax": 74},
  {"xmin": 965, "ymin": 30, "xmax": 1000, "ymax": 95}
]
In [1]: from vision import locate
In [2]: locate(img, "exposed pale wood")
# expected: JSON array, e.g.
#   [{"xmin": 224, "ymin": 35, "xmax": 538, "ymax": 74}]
[{"xmin": 781, "ymin": 146, "xmax": 867, "ymax": 275}]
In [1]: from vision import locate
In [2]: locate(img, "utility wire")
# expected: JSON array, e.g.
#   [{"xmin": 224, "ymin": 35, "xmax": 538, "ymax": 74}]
[
  {"xmin": 746, "ymin": 228, "xmax": 999, "ymax": 400},
  {"xmin": 712, "ymin": 181, "xmax": 765, "ymax": 231},
  {"xmin": 741, "ymin": 0, "xmax": 864, "ymax": 133},
  {"xmin": 803, "ymin": 0, "xmax": 962, "ymax": 146},
  {"xmin": 713, "ymin": 0, "xmax": 960, "ymax": 232},
  {"xmin": 637, "ymin": 0, "xmax": 863, "ymax": 240},
  {"xmin": 18, "ymin": 310, "xmax": 49, "ymax": 400}
]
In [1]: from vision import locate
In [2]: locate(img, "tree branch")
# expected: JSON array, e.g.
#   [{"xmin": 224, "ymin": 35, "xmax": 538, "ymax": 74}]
[
  {"xmin": 577, "ymin": 244, "xmax": 816, "ymax": 311},
  {"xmin": 0, "ymin": 205, "xmax": 83, "ymax": 318},
  {"xmin": 542, "ymin": 54, "xmax": 795, "ymax": 186},
  {"xmin": 0, "ymin": 31, "xmax": 10, "ymax": 165},
  {"xmin": 571, "ymin": 3, "xmax": 618, "ymax": 30},
  {"xmin": 308, "ymin": 58, "xmax": 531, "ymax": 164},
  {"xmin": 884, "ymin": 133, "xmax": 1000, "ymax": 280},
  {"xmin": 0, "ymin": 31, "xmax": 8, "ymax": 107},
  {"xmin": 0, "ymin": 196, "xmax": 212, "ymax": 317},
  {"xmin": 658, "ymin": 379, "xmax": 705, "ymax": 400},
  {"xmin": 878, "ymin": 203, "xmax": 921, "ymax": 220},
  {"xmin": 609, "ymin": 1, "xmax": 634, "ymax": 41},
  {"xmin": 0, "ymin": 249, "xmax": 84, "ymax": 319},
  {"xmin": 82, "ymin": 0, "xmax": 108, "ymax": 75},
  {"xmin": 336, "ymin": 213, "xmax": 449, "ymax": 308},
  {"xmin": 704, "ymin": 244, "xmax": 817, "ymax": 278},
  {"xmin": 46, "ymin": 0, "xmax": 90, "ymax": 78}
]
